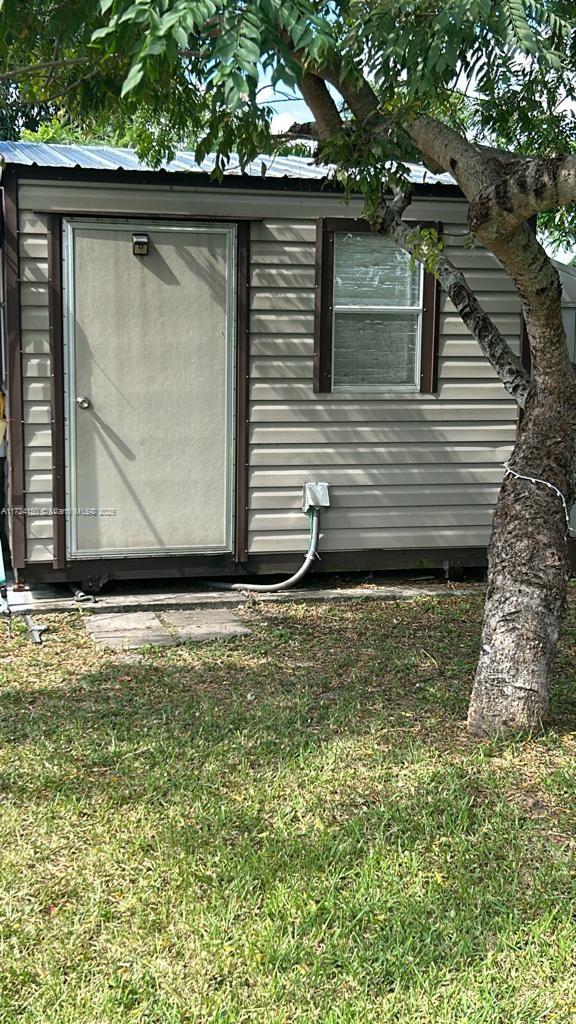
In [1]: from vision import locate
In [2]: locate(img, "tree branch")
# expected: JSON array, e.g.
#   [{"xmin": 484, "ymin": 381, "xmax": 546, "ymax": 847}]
[
  {"xmin": 0, "ymin": 56, "xmax": 91, "ymax": 81},
  {"xmin": 469, "ymin": 155, "xmax": 576, "ymax": 238},
  {"xmin": 285, "ymin": 41, "xmax": 379, "ymax": 124},
  {"xmin": 288, "ymin": 49, "xmax": 535, "ymax": 201},
  {"xmin": 436, "ymin": 256, "xmax": 532, "ymax": 407},
  {"xmin": 317, "ymin": 62, "xmax": 378, "ymax": 123},
  {"xmin": 404, "ymin": 116, "xmax": 500, "ymax": 196},
  {"xmin": 375, "ymin": 196, "xmax": 533, "ymax": 407},
  {"xmin": 471, "ymin": 221, "xmax": 572, "ymax": 391},
  {"xmin": 267, "ymin": 35, "xmax": 567, "ymax": 404},
  {"xmin": 298, "ymin": 72, "xmax": 342, "ymax": 140},
  {"xmin": 279, "ymin": 120, "xmax": 318, "ymax": 140}
]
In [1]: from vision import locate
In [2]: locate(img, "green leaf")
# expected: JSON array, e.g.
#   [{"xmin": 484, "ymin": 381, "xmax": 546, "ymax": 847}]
[
  {"xmin": 213, "ymin": 30, "xmax": 237, "ymax": 62},
  {"xmin": 172, "ymin": 25, "xmax": 189, "ymax": 48},
  {"xmin": 237, "ymin": 37, "xmax": 260, "ymax": 62},
  {"xmin": 119, "ymin": 4, "xmax": 150, "ymax": 24},
  {"xmin": 91, "ymin": 24, "xmax": 116, "ymax": 41},
  {"xmin": 292, "ymin": 25, "xmax": 313, "ymax": 49},
  {"xmin": 144, "ymin": 38, "xmax": 167, "ymax": 56},
  {"xmin": 120, "ymin": 60, "xmax": 144, "ymax": 96},
  {"xmin": 545, "ymin": 50, "xmax": 562, "ymax": 69}
]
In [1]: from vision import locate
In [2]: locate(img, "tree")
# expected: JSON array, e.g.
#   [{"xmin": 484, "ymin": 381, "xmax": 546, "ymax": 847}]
[
  {"xmin": 2, "ymin": 0, "xmax": 576, "ymax": 735},
  {"xmin": 0, "ymin": 81, "xmax": 53, "ymax": 139}
]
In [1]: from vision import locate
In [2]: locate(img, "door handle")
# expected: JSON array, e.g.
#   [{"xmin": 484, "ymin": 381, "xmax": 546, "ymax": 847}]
[{"xmin": 76, "ymin": 396, "xmax": 91, "ymax": 409}]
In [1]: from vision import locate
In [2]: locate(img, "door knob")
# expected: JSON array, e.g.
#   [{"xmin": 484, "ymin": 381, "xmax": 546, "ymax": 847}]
[{"xmin": 76, "ymin": 396, "xmax": 91, "ymax": 409}]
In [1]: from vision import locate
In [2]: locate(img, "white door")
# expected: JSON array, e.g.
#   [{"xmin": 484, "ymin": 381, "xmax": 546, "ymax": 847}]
[{"xmin": 63, "ymin": 220, "xmax": 236, "ymax": 559}]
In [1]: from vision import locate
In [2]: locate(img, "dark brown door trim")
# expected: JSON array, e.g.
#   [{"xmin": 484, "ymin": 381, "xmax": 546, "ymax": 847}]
[
  {"xmin": 47, "ymin": 214, "xmax": 66, "ymax": 569},
  {"xmin": 47, "ymin": 212, "xmax": 250, "ymax": 570},
  {"xmin": 2, "ymin": 166, "xmax": 26, "ymax": 569},
  {"xmin": 234, "ymin": 221, "xmax": 250, "ymax": 562}
]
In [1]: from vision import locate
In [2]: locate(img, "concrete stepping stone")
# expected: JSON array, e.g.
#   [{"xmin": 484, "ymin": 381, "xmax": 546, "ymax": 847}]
[
  {"xmin": 161, "ymin": 608, "xmax": 251, "ymax": 642},
  {"xmin": 84, "ymin": 611, "xmax": 174, "ymax": 649},
  {"xmin": 84, "ymin": 608, "xmax": 250, "ymax": 650}
]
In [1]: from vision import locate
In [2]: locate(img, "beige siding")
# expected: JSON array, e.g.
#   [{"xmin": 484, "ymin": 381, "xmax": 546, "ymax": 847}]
[
  {"xmin": 247, "ymin": 203, "xmax": 518, "ymax": 555},
  {"xmin": 249, "ymin": 527, "xmax": 493, "ymax": 553},
  {"xmin": 26, "ymin": 539, "xmax": 54, "ymax": 561},
  {"xmin": 17, "ymin": 178, "xmax": 518, "ymax": 561},
  {"xmin": 18, "ymin": 207, "xmax": 52, "ymax": 559},
  {"xmin": 250, "ymin": 379, "xmax": 513, "ymax": 402}
]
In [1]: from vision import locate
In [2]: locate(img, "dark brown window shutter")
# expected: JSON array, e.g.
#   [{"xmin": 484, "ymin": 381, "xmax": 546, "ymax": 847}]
[
  {"xmin": 313, "ymin": 218, "xmax": 334, "ymax": 393},
  {"xmin": 419, "ymin": 220, "xmax": 442, "ymax": 394}
]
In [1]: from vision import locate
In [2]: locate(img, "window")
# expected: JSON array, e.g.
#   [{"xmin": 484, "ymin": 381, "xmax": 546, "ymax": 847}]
[{"xmin": 314, "ymin": 219, "xmax": 440, "ymax": 394}]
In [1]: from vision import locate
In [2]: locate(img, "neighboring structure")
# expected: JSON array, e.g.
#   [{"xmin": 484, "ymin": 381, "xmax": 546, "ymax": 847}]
[
  {"xmin": 555, "ymin": 260, "xmax": 576, "ymax": 364},
  {"xmin": 0, "ymin": 142, "xmax": 526, "ymax": 590}
]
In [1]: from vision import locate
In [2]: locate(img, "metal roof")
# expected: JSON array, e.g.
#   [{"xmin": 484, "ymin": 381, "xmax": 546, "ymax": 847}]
[{"xmin": 0, "ymin": 140, "xmax": 454, "ymax": 186}]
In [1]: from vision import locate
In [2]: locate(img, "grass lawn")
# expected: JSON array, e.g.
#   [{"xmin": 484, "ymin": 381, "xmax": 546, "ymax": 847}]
[{"xmin": 1, "ymin": 594, "xmax": 576, "ymax": 1023}]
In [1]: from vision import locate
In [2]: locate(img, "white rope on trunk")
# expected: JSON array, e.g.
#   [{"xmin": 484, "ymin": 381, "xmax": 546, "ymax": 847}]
[{"xmin": 503, "ymin": 462, "xmax": 576, "ymax": 537}]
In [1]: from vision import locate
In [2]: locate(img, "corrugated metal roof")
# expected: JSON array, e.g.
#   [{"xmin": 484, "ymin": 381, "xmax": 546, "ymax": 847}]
[{"xmin": 0, "ymin": 140, "xmax": 454, "ymax": 185}]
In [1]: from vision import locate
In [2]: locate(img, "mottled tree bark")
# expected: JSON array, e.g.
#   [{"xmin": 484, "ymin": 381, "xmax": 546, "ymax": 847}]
[
  {"xmin": 466, "ymin": 224, "xmax": 576, "ymax": 734},
  {"xmin": 467, "ymin": 386, "xmax": 576, "ymax": 734}
]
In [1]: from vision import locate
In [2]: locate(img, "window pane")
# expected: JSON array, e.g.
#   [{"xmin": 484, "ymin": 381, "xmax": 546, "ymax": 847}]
[
  {"xmin": 334, "ymin": 232, "xmax": 420, "ymax": 308},
  {"xmin": 333, "ymin": 311, "xmax": 419, "ymax": 388}
]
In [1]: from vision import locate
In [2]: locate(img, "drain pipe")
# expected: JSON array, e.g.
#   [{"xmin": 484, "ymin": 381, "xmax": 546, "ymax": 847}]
[{"xmin": 206, "ymin": 482, "xmax": 330, "ymax": 594}]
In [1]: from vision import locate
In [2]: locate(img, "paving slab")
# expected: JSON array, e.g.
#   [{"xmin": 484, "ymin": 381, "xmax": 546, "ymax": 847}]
[
  {"xmin": 84, "ymin": 612, "xmax": 174, "ymax": 650},
  {"xmin": 84, "ymin": 608, "xmax": 251, "ymax": 650},
  {"xmin": 161, "ymin": 608, "xmax": 251, "ymax": 642}
]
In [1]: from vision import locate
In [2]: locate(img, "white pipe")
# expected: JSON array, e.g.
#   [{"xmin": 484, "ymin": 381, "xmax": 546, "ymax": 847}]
[{"xmin": 205, "ymin": 508, "xmax": 321, "ymax": 592}]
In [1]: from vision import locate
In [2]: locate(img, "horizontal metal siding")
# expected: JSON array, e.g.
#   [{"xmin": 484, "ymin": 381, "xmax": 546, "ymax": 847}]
[
  {"xmin": 250, "ymin": 424, "xmax": 516, "ymax": 444},
  {"xmin": 247, "ymin": 206, "xmax": 518, "ymax": 554},
  {"xmin": 249, "ymin": 527, "xmax": 493, "ymax": 553},
  {"xmin": 250, "ymin": 381, "xmax": 517, "ymax": 402},
  {"xmin": 251, "ymin": 484, "xmax": 501, "ymax": 510},
  {"xmin": 19, "ymin": 208, "xmax": 53, "ymax": 560}
]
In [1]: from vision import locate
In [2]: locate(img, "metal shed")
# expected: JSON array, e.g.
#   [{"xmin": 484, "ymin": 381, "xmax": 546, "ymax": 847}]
[{"xmin": 0, "ymin": 142, "xmax": 524, "ymax": 590}]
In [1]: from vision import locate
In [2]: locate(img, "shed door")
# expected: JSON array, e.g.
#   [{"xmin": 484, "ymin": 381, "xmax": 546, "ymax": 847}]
[{"xmin": 63, "ymin": 220, "xmax": 235, "ymax": 559}]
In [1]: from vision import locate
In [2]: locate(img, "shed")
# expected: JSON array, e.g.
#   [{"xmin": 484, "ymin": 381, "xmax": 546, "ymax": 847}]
[{"xmin": 0, "ymin": 141, "xmax": 525, "ymax": 590}]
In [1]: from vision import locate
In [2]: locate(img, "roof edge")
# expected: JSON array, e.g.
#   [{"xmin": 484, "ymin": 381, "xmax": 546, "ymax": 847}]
[{"xmin": 3, "ymin": 161, "xmax": 465, "ymax": 200}]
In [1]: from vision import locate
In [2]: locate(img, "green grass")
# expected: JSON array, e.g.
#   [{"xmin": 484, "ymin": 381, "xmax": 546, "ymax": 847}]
[{"xmin": 1, "ymin": 595, "xmax": 576, "ymax": 1023}]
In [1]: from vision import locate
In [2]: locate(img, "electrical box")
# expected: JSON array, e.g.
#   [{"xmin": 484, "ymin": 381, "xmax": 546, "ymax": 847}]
[{"xmin": 302, "ymin": 481, "xmax": 331, "ymax": 512}]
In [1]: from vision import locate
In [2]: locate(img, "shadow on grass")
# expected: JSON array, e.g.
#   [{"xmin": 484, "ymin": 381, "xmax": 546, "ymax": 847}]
[
  {"xmin": 1, "ymin": 600, "xmax": 576, "ymax": 1020},
  {"xmin": 2, "ymin": 597, "xmax": 576, "ymax": 805}
]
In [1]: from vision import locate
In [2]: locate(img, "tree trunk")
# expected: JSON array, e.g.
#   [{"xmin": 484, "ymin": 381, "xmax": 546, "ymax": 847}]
[{"xmin": 467, "ymin": 381, "xmax": 576, "ymax": 736}]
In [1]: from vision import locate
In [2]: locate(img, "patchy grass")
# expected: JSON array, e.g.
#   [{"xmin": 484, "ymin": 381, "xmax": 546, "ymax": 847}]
[{"xmin": 1, "ymin": 595, "xmax": 576, "ymax": 1023}]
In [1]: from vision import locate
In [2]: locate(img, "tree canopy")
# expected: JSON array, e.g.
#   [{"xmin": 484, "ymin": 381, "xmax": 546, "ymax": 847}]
[{"xmin": 1, "ymin": 1, "xmax": 575, "ymax": 244}]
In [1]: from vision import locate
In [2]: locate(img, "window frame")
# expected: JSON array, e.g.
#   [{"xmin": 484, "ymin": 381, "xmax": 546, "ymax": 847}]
[{"xmin": 314, "ymin": 217, "xmax": 441, "ymax": 395}]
